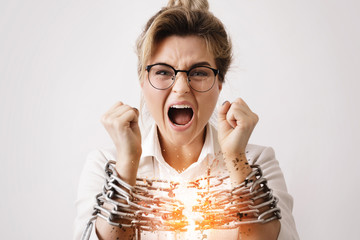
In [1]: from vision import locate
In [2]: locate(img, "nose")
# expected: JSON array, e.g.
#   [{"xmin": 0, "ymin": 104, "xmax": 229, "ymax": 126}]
[{"xmin": 172, "ymin": 72, "xmax": 190, "ymax": 94}]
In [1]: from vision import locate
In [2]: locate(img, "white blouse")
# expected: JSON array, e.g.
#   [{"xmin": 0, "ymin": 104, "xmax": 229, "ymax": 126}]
[{"xmin": 74, "ymin": 124, "xmax": 299, "ymax": 240}]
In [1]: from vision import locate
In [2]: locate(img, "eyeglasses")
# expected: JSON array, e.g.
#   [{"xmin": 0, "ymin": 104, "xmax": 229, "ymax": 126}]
[{"xmin": 145, "ymin": 63, "xmax": 219, "ymax": 92}]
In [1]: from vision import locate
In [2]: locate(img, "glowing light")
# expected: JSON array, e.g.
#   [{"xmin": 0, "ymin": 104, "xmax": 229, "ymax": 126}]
[
  {"xmin": 173, "ymin": 181, "xmax": 203, "ymax": 239},
  {"xmin": 140, "ymin": 169, "xmax": 235, "ymax": 234}
]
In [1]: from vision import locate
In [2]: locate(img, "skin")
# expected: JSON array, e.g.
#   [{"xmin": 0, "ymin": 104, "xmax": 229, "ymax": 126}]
[
  {"xmin": 96, "ymin": 35, "xmax": 280, "ymax": 239},
  {"xmin": 142, "ymin": 35, "xmax": 222, "ymax": 172}
]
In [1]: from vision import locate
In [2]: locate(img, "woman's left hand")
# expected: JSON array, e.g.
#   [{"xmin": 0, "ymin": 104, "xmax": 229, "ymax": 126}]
[{"xmin": 218, "ymin": 98, "xmax": 259, "ymax": 158}]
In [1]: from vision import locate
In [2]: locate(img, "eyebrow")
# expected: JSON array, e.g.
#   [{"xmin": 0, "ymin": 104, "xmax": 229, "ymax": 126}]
[
  {"xmin": 153, "ymin": 61, "xmax": 212, "ymax": 69},
  {"xmin": 190, "ymin": 62, "xmax": 211, "ymax": 68}
]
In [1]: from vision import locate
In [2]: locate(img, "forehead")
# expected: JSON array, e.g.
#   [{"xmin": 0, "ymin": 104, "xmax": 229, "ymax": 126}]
[{"xmin": 150, "ymin": 35, "xmax": 216, "ymax": 68}]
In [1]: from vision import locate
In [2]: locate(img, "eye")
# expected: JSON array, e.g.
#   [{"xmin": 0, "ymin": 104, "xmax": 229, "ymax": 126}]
[
  {"xmin": 155, "ymin": 70, "xmax": 173, "ymax": 76},
  {"xmin": 190, "ymin": 67, "xmax": 211, "ymax": 78},
  {"xmin": 191, "ymin": 71, "xmax": 208, "ymax": 77},
  {"xmin": 151, "ymin": 65, "xmax": 174, "ymax": 77}
]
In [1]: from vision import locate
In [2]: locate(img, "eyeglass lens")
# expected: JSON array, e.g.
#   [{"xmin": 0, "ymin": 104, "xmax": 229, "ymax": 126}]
[{"xmin": 148, "ymin": 64, "xmax": 215, "ymax": 92}]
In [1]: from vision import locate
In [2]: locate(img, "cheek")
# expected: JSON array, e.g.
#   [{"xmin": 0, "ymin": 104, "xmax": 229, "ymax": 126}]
[
  {"xmin": 198, "ymin": 90, "xmax": 220, "ymax": 120},
  {"xmin": 142, "ymin": 83, "xmax": 167, "ymax": 117}
]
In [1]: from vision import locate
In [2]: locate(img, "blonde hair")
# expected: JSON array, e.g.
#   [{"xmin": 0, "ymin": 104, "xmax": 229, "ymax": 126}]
[{"xmin": 136, "ymin": 0, "xmax": 232, "ymax": 83}]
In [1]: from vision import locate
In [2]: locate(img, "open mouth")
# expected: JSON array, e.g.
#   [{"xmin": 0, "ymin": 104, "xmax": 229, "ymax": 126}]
[{"xmin": 168, "ymin": 104, "xmax": 194, "ymax": 126}]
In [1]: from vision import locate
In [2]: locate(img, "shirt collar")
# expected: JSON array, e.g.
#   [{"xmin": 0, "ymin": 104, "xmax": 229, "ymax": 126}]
[{"xmin": 141, "ymin": 123, "xmax": 218, "ymax": 169}]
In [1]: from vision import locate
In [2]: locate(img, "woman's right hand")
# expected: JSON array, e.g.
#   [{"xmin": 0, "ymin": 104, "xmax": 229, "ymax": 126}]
[{"xmin": 101, "ymin": 101, "xmax": 142, "ymax": 185}]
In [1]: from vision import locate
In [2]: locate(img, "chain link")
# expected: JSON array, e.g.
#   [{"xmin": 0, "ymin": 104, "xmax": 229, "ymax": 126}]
[{"xmin": 81, "ymin": 161, "xmax": 281, "ymax": 240}]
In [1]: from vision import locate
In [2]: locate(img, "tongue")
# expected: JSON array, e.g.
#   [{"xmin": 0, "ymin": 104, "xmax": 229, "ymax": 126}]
[{"xmin": 171, "ymin": 109, "xmax": 192, "ymax": 125}]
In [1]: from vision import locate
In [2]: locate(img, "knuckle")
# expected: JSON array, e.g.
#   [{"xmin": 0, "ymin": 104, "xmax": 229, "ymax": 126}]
[
  {"xmin": 133, "ymin": 107, "xmax": 139, "ymax": 116},
  {"xmin": 235, "ymin": 97, "xmax": 243, "ymax": 103},
  {"xmin": 231, "ymin": 102, "xmax": 238, "ymax": 108},
  {"xmin": 112, "ymin": 101, "xmax": 123, "ymax": 109},
  {"xmin": 122, "ymin": 105, "xmax": 133, "ymax": 113}
]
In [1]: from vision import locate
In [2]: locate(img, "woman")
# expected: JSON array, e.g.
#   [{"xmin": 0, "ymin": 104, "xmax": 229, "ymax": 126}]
[{"xmin": 74, "ymin": 0, "xmax": 299, "ymax": 239}]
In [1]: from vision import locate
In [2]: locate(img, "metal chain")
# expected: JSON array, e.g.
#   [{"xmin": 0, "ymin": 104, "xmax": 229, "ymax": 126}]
[{"xmin": 81, "ymin": 161, "xmax": 281, "ymax": 240}]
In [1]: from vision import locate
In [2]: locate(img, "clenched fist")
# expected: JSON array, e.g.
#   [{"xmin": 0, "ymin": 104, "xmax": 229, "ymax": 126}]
[
  {"xmin": 101, "ymin": 101, "xmax": 142, "ymax": 185},
  {"xmin": 218, "ymin": 98, "xmax": 259, "ymax": 184}
]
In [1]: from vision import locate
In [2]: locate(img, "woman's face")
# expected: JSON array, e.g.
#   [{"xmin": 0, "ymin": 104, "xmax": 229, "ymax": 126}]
[{"xmin": 141, "ymin": 35, "xmax": 222, "ymax": 147}]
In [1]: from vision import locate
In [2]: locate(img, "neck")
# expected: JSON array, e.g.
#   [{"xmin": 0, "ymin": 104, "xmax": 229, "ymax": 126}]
[{"xmin": 158, "ymin": 127, "xmax": 207, "ymax": 173}]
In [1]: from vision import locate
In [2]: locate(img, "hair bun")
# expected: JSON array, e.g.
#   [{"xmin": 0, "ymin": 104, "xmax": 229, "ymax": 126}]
[{"xmin": 167, "ymin": 0, "xmax": 209, "ymax": 11}]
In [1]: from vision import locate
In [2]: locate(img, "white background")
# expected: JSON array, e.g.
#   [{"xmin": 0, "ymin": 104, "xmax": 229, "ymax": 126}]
[{"xmin": 1, "ymin": 0, "xmax": 359, "ymax": 239}]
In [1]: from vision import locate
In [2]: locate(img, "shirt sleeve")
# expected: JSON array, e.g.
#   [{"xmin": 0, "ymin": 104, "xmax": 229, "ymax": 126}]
[
  {"xmin": 251, "ymin": 146, "xmax": 300, "ymax": 240},
  {"xmin": 73, "ymin": 149, "xmax": 109, "ymax": 240}
]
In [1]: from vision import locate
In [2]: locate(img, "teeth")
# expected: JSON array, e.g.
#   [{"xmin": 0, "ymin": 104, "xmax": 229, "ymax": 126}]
[{"xmin": 170, "ymin": 105, "xmax": 192, "ymax": 109}]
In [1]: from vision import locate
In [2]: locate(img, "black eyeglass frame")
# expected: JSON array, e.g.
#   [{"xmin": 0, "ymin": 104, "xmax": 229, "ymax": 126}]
[{"xmin": 145, "ymin": 63, "xmax": 219, "ymax": 93}]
